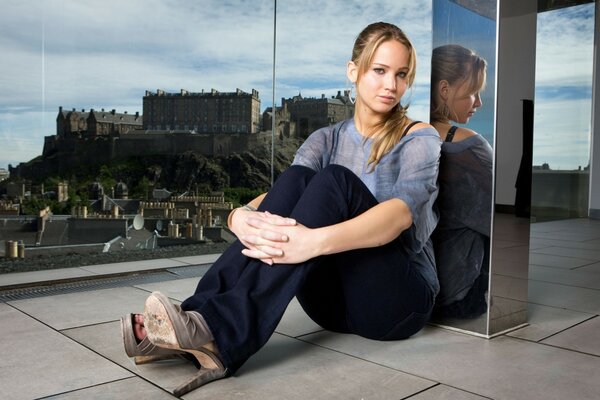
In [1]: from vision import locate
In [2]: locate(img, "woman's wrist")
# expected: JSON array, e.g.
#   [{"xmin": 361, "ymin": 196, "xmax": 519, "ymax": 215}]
[{"xmin": 227, "ymin": 204, "xmax": 257, "ymax": 230}]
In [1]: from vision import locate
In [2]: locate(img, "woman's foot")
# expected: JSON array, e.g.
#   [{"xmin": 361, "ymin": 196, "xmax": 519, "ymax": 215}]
[
  {"xmin": 120, "ymin": 313, "xmax": 187, "ymax": 363},
  {"xmin": 143, "ymin": 291, "xmax": 215, "ymax": 350},
  {"xmin": 143, "ymin": 291, "xmax": 228, "ymax": 395},
  {"xmin": 132, "ymin": 314, "xmax": 147, "ymax": 342}
]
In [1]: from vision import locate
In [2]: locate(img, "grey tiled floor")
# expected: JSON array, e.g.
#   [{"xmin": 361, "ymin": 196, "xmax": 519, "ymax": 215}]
[{"xmin": 1, "ymin": 220, "xmax": 600, "ymax": 399}]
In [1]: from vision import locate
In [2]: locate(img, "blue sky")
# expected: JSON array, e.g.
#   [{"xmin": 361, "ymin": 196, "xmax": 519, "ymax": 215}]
[
  {"xmin": 533, "ymin": 3, "xmax": 595, "ymax": 170},
  {"xmin": 432, "ymin": 0, "xmax": 497, "ymax": 145},
  {"xmin": 0, "ymin": 0, "xmax": 595, "ymax": 171},
  {"xmin": 0, "ymin": 0, "xmax": 432, "ymax": 170}
]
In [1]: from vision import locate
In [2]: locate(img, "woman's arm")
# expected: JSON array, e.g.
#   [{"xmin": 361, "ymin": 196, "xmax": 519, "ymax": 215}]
[
  {"xmin": 241, "ymin": 198, "xmax": 411, "ymax": 264},
  {"xmin": 316, "ymin": 197, "xmax": 411, "ymax": 254},
  {"xmin": 229, "ymin": 192, "xmax": 298, "ymax": 264}
]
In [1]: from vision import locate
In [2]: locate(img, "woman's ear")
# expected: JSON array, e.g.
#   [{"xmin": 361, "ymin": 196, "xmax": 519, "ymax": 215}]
[
  {"xmin": 347, "ymin": 61, "xmax": 358, "ymax": 83},
  {"xmin": 438, "ymin": 80, "xmax": 450, "ymax": 100}
]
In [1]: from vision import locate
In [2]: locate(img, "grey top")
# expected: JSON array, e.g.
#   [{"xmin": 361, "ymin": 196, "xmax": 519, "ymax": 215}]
[
  {"xmin": 292, "ymin": 118, "xmax": 442, "ymax": 295},
  {"xmin": 433, "ymin": 134, "xmax": 493, "ymax": 306}
]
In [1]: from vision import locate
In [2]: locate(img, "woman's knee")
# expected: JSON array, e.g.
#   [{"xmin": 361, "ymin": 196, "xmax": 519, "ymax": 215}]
[{"xmin": 279, "ymin": 165, "xmax": 316, "ymax": 181}]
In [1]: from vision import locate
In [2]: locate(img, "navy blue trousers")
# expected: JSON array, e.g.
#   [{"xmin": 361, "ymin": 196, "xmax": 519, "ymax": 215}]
[{"xmin": 181, "ymin": 165, "xmax": 434, "ymax": 373}]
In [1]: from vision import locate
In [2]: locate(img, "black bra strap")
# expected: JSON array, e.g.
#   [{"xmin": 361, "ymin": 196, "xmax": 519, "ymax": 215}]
[
  {"xmin": 446, "ymin": 126, "xmax": 458, "ymax": 142},
  {"xmin": 401, "ymin": 120, "xmax": 421, "ymax": 140}
]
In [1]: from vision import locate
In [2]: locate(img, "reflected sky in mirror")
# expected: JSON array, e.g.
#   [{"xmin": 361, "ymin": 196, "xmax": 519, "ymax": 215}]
[
  {"xmin": 534, "ymin": 3, "xmax": 594, "ymax": 170},
  {"xmin": 432, "ymin": 0, "xmax": 496, "ymax": 145},
  {"xmin": 0, "ymin": 0, "xmax": 274, "ymax": 169}
]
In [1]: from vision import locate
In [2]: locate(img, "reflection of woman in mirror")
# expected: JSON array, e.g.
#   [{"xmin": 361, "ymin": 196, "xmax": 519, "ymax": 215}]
[
  {"xmin": 430, "ymin": 44, "xmax": 493, "ymax": 318},
  {"xmin": 121, "ymin": 22, "xmax": 441, "ymax": 395}
]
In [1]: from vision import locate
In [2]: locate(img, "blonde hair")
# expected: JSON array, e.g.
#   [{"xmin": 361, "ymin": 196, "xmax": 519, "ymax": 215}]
[
  {"xmin": 352, "ymin": 22, "xmax": 417, "ymax": 169},
  {"xmin": 430, "ymin": 44, "xmax": 487, "ymax": 123}
]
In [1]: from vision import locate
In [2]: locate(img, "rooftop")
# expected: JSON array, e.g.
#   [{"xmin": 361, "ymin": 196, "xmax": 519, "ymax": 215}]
[{"xmin": 0, "ymin": 218, "xmax": 599, "ymax": 399}]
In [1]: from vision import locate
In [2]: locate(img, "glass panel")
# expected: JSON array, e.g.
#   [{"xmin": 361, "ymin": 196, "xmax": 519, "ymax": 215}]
[
  {"xmin": 0, "ymin": 1, "xmax": 274, "ymax": 272},
  {"xmin": 531, "ymin": 3, "xmax": 595, "ymax": 221},
  {"xmin": 429, "ymin": 0, "xmax": 497, "ymax": 335}
]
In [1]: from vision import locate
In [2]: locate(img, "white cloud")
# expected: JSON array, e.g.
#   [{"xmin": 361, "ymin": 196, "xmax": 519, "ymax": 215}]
[
  {"xmin": 533, "ymin": 98, "xmax": 592, "ymax": 169},
  {"xmin": 533, "ymin": 3, "xmax": 595, "ymax": 170},
  {"xmin": 535, "ymin": 5, "xmax": 594, "ymax": 87},
  {"xmin": 0, "ymin": 0, "xmax": 435, "ymax": 168}
]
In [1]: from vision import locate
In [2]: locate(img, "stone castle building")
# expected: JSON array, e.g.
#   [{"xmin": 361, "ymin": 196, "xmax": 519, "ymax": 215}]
[
  {"xmin": 143, "ymin": 88, "xmax": 261, "ymax": 134},
  {"xmin": 16, "ymin": 88, "xmax": 353, "ymax": 180},
  {"xmin": 281, "ymin": 90, "xmax": 354, "ymax": 138},
  {"xmin": 56, "ymin": 107, "xmax": 142, "ymax": 138}
]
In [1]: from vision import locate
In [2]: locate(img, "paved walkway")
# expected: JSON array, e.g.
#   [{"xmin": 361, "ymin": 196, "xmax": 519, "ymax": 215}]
[{"xmin": 1, "ymin": 219, "xmax": 600, "ymax": 399}]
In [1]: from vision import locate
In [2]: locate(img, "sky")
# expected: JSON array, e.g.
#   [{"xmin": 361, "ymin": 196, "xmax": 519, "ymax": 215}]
[
  {"xmin": 533, "ymin": 3, "xmax": 595, "ymax": 170},
  {"xmin": 0, "ymin": 0, "xmax": 595, "ymax": 171},
  {"xmin": 0, "ymin": 0, "xmax": 433, "ymax": 170}
]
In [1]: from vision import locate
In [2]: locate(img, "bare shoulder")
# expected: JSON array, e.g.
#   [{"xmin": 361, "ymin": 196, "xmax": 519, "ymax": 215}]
[
  {"xmin": 452, "ymin": 126, "xmax": 477, "ymax": 142},
  {"xmin": 406, "ymin": 121, "xmax": 435, "ymax": 135}
]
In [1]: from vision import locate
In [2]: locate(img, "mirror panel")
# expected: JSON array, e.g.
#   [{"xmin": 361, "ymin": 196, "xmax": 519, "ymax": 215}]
[{"xmin": 429, "ymin": 0, "xmax": 497, "ymax": 335}]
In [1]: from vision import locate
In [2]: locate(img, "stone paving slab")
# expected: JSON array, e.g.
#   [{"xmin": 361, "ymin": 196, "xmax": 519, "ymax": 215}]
[
  {"xmin": 64, "ymin": 321, "xmax": 435, "ymax": 399},
  {"xmin": 302, "ymin": 326, "xmax": 600, "ymax": 400},
  {"xmin": 0, "ymin": 303, "xmax": 132, "ymax": 400},
  {"xmin": 80, "ymin": 258, "xmax": 189, "ymax": 275},
  {"xmin": 541, "ymin": 316, "xmax": 600, "ymax": 357},
  {"xmin": 0, "ymin": 267, "xmax": 97, "ymax": 287},
  {"xmin": 507, "ymin": 303, "xmax": 594, "ymax": 342},
  {"xmin": 409, "ymin": 384, "xmax": 490, "ymax": 400},
  {"xmin": 184, "ymin": 333, "xmax": 435, "ymax": 400},
  {"xmin": 63, "ymin": 320, "xmax": 203, "ymax": 395},
  {"xmin": 9, "ymin": 286, "xmax": 152, "ymax": 330},
  {"xmin": 44, "ymin": 377, "xmax": 178, "ymax": 399}
]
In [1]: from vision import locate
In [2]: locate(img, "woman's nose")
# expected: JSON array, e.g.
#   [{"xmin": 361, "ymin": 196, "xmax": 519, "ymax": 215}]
[{"xmin": 385, "ymin": 74, "xmax": 397, "ymax": 90}]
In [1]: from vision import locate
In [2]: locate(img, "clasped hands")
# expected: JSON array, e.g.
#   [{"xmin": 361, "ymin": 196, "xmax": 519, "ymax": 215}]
[{"xmin": 231, "ymin": 208, "xmax": 318, "ymax": 265}]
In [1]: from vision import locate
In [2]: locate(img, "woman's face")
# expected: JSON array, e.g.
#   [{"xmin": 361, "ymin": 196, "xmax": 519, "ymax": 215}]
[
  {"xmin": 349, "ymin": 40, "xmax": 410, "ymax": 116},
  {"xmin": 447, "ymin": 81, "xmax": 482, "ymax": 124}
]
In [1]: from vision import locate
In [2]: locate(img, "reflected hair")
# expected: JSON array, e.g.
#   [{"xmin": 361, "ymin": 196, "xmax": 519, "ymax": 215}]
[
  {"xmin": 430, "ymin": 44, "xmax": 487, "ymax": 123},
  {"xmin": 352, "ymin": 22, "xmax": 417, "ymax": 170}
]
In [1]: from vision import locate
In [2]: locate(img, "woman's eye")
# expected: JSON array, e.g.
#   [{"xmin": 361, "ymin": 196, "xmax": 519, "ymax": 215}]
[
  {"xmin": 397, "ymin": 71, "xmax": 407, "ymax": 78},
  {"xmin": 373, "ymin": 68, "xmax": 385, "ymax": 74}
]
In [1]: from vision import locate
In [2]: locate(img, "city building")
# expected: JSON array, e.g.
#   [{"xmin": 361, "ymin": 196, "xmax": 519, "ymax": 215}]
[
  {"xmin": 55, "ymin": 107, "xmax": 142, "ymax": 139},
  {"xmin": 281, "ymin": 90, "xmax": 354, "ymax": 138},
  {"xmin": 143, "ymin": 88, "xmax": 261, "ymax": 134}
]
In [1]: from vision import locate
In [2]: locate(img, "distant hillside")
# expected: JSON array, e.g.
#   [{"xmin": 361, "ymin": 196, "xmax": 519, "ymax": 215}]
[{"xmin": 8, "ymin": 136, "xmax": 304, "ymax": 199}]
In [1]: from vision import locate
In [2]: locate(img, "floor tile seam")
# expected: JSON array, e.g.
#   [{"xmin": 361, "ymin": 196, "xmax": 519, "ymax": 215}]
[
  {"xmin": 526, "ymin": 276, "xmax": 600, "ymax": 291},
  {"xmin": 523, "ymin": 300, "xmax": 596, "ymax": 316},
  {"xmin": 529, "ymin": 235, "xmax": 600, "ymax": 243},
  {"xmin": 4, "ymin": 303, "xmax": 139, "ymax": 379},
  {"xmin": 536, "ymin": 314, "xmax": 599, "ymax": 343},
  {"xmin": 490, "ymin": 333, "xmax": 600, "ymax": 361},
  {"xmin": 524, "ymin": 298, "xmax": 598, "ymax": 314},
  {"xmin": 293, "ymin": 335, "xmax": 442, "ymax": 386},
  {"xmin": 529, "ymin": 249, "xmax": 600, "ymax": 262},
  {"xmin": 400, "ymin": 383, "xmax": 441, "ymax": 399},
  {"xmin": 571, "ymin": 262, "xmax": 600, "ymax": 271},
  {"xmin": 276, "ymin": 328, "xmax": 325, "ymax": 339},
  {"xmin": 510, "ymin": 314, "xmax": 599, "ymax": 344},
  {"xmin": 529, "ymin": 262, "xmax": 599, "ymax": 271},
  {"xmin": 533, "ymin": 337, "xmax": 600, "ymax": 359},
  {"xmin": 527, "ymin": 277, "xmax": 600, "ymax": 291},
  {"xmin": 401, "ymin": 382, "xmax": 495, "ymax": 400},
  {"xmin": 33, "ymin": 376, "xmax": 139, "ymax": 400}
]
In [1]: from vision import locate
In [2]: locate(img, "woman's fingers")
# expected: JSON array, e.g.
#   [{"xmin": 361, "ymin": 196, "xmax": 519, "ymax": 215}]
[
  {"xmin": 241, "ymin": 248, "xmax": 274, "ymax": 265},
  {"xmin": 263, "ymin": 211, "xmax": 297, "ymax": 226},
  {"xmin": 243, "ymin": 219, "xmax": 290, "ymax": 242},
  {"xmin": 241, "ymin": 235, "xmax": 284, "ymax": 255}
]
